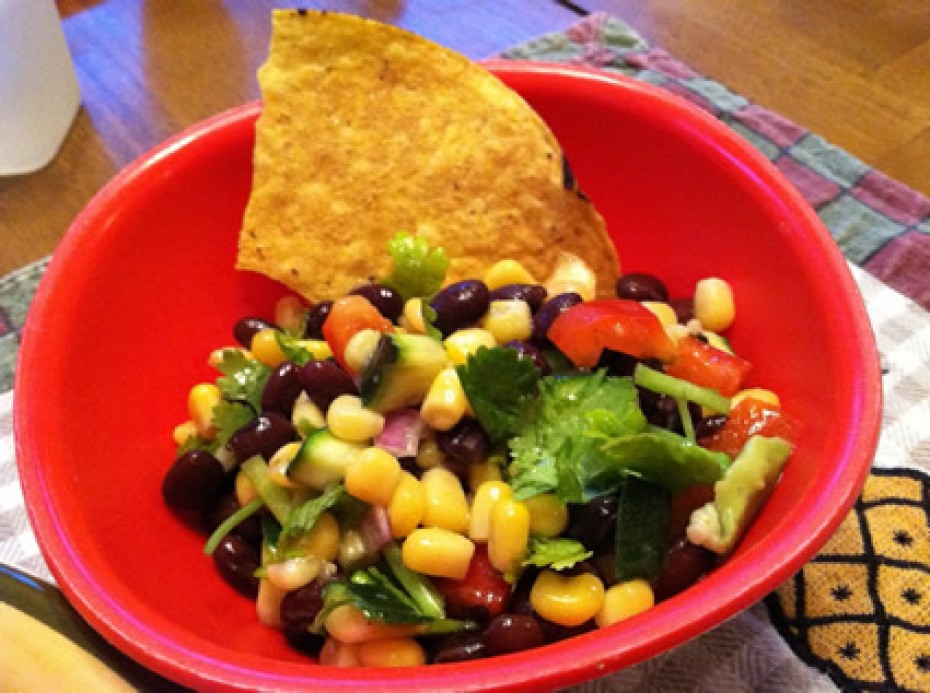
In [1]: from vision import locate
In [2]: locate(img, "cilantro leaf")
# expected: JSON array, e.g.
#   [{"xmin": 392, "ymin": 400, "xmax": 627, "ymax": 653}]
[
  {"xmin": 211, "ymin": 400, "xmax": 255, "ymax": 449},
  {"xmin": 275, "ymin": 332, "xmax": 314, "ymax": 366},
  {"xmin": 316, "ymin": 542, "xmax": 472, "ymax": 633},
  {"xmin": 382, "ymin": 232, "xmax": 450, "ymax": 301},
  {"xmin": 457, "ymin": 346, "xmax": 541, "ymax": 442},
  {"xmin": 523, "ymin": 537, "xmax": 592, "ymax": 571},
  {"xmin": 214, "ymin": 349, "xmax": 271, "ymax": 412},
  {"xmin": 508, "ymin": 372, "xmax": 646, "ymax": 502},
  {"xmin": 280, "ymin": 485, "xmax": 346, "ymax": 547}
]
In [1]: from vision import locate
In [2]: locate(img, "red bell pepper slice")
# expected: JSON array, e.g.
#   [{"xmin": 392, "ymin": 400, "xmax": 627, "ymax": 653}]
[
  {"xmin": 547, "ymin": 299, "xmax": 677, "ymax": 367},
  {"xmin": 322, "ymin": 295, "xmax": 393, "ymax": 373},
  {"xmin": 701, "ymin": 396, "xmax": 800, "ymax": 458},
  {"xmin": 664, "ymin": 336, "xmax": 751, "ymax": 397}
]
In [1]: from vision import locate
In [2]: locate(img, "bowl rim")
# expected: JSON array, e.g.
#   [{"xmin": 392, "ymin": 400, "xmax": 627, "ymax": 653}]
[{"xmin": 14, "ymin": 60, "xmax": 882, "ymax": 691}]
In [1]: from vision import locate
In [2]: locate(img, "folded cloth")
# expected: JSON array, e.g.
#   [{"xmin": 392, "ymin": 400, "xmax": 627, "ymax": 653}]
[{"xmin": 2, "ymin": 11, "xmax": 930, "ymax": 693}]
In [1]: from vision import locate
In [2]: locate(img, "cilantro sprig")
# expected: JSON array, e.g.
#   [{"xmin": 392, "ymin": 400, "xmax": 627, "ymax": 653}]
[
  {"xmin": 456, "ymin": 346, "xmax": 541, "ymax": 442},
  {"xmin": 523, "ymin": 537, "xmax": 592, "ymax": 571}
]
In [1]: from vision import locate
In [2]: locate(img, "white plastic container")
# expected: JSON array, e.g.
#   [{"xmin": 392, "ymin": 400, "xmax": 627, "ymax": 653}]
[{"xmin": 0, "ymin": 0, "xmax": 81, "ymax": 175}]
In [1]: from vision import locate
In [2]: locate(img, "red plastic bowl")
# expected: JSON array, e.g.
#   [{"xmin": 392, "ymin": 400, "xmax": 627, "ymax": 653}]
[{"xmin": 15, "ymin": 62, "xmax": 880, "ymax": 690}]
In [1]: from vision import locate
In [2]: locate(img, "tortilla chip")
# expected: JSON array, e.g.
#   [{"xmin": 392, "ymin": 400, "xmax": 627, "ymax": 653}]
[{"xmin": 237, "ymin": 10, "xmax": 619, "ymax": 301}]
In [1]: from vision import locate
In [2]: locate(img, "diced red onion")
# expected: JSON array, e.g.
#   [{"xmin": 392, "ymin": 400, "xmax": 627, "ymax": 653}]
[
  {"xmin": 359, "ymin": 505, "xmax": 393, "ymax": 558},
  {"xmin": 374, "ymin": 408, "xmax": 425, "ymax": 458}
]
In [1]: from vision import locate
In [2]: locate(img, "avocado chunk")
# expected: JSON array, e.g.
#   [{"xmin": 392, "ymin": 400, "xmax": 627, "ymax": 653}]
[
  {"xmin": 686, "ymin": 435, "xmax": 793, "ymax": 554},
  {"xmin": 287, "ymin": 428, "xmax": 364, "ymax": 490},
  {"xmin": 359, "ymin": 332, "xmax": 447, "ymax": 413}
]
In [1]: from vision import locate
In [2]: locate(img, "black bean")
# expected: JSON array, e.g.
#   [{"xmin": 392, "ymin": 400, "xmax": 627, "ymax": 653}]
[
  {"xmin": 350, "ymin": 283, "xmax": 404, "ymax": 322},
  {"xmin": 261, "ymin": 361, "xmax": 303, "ymax": 415},
  {"xmin": 615, "ymin": 273, "xmax": 669, "ymax": 302},
  {"xmin": 436, "ymin": 418, "xmax": 490, "ymax": 465},
  {"xmin": 488, "ymin": 284, "xmax": 547, "ymax": 312},
  {"xmin": 596, "ymin": 349, "xmax": 639, "ymax": 378},
  {"xmin": 639, "ymin": 390, "xmax": 702, "ymax": 435},
  {"xmin": 539, "ymin": 619, "xmax": 595, "ymax": 644},
  {"xmin": 433, "ymin": 631, "xmax": 487, "ymax": 664},
  {"xmin": 567, "ymin": 494, "xmax": 618, "ymax": 550},
  {"xmin": 695, "ymin": 414, "xmax": 728, "ymax": 441},
  {"xmin": 304, "ymin": 300, "xmax": 332, "ymax": 339},
  {"xmin": 298, "ymin": 359, "xmax": 358, "ymax": 410},
  {"xmin": 280, "ymin": 578, "xmax": 327, "ymax": 636},
  {"xmin": 162, "ymin": 449, "xmax": 226, "ymax": 510},
  {"xmin": 482, "ymin": 614, "xmax": 546, "ymax": 656},
  {"xmin": 652, "ymin": 537, "xmax": 715, "ymax": 602},
  {"xmin": 531, "ymin": 292, "xmax": 582, "ymax": 344},
  {"xmin": 505, "ymin": 340, "xmax": 551, "ymax": 375},
  {"xmin": 669, "ymin": 297, "xmax": 694, "ymax": 324},
  {"xmin": 233, "ymin": 317, "xmax": 277, "ymax": 348},
  {"xmin": 227, "ymin": 412, "xmax": 297, "ymax": 464},
  {"xmin": 430, "ymin": 280, "xmax": 490, "ymax": 336},
  {"xmin": 212, "ymin": 535, "xmax": 260, "ymax": 598}
]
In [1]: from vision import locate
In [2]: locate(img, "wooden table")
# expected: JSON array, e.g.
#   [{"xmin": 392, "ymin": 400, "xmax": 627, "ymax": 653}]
[{"xmin": 1, "ymin": 0, "xmax": 928, "ymax": 276}]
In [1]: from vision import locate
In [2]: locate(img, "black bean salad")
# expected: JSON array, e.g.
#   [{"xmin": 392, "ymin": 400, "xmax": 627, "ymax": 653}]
[{"xmin": 162, "ymin": 233, "xmax": 798, "ymax": 667}]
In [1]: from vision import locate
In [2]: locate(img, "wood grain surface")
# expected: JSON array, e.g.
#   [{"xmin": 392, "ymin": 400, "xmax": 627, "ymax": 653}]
[{"xmin": 1, "ymin": 0, "xmax": 928, "ymax": 276}]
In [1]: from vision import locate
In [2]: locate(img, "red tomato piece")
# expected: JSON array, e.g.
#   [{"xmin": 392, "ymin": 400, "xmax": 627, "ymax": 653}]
[
  {"xmin": 547, "ymin": 299, "xmax": 676, "ymax": 367},
  {"xmin": 665, "ymin": 336, "xmax": 751, "ymax": 397},
  {"xmin": 322, "ymin": 295, "xmax": 393, "ymax": 373},
  {"xmin": 434, "ymin": 545, "xmax": 510, "ymax": 620},
  {"xmin": 701, "ymin": 396, "xmax": 800, "ymax": 459}
]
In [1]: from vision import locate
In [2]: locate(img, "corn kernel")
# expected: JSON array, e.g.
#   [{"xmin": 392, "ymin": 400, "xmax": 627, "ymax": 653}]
[
  {"xmin": 402, "ymin": 528, "xmax": 475, "ymax": 580},
  {"xmin": 524, "ymin": 493, "xmax": 569, "ymax": 538},
  {"xmin": 274, "ymin": 295, "xmax": 308, "ymax": 335},
  {"xmin": 235, "ymin": 470, "xmax": 259, "ymax": 506},
  {"xmin": 188, "ymin": 382, "xmax": 221, "ymax": 437},
  {"xmin": 415, "ymin": 434, "xmax": 444, "ymax": 470},
  {"xmin": 641, "ymin": 301, "xmax": 678, "ymax": 327},
  {"xmin": 444, "ymin": 328, "xmax": 496, "ymax": 366},
  {"xmin": 325, "ymin": 604, "xmax": 422, "ymax": 644},
  {"xmin": 732, "ymin": 387, "xmax": 781, "ymax": 409},
  {"xmin": 401, "ymin": 298, "xmax": 427, "ymax": 334},
  {"xmin": 256, "ymin": 579, "xmax": 286, "ymax": 628},
  {"xmin": 420, "ymin": 368, "xmax": 468, "ymax": 431},
  {"xmin": 250, "ymin": 328, "xmax": 288, "ymax": 367},
  {"xmin": 267, "ymin": 441, "xmax": 301, "ymax": 488},
  {"xmin": 172, "ymin": 420, "xmax": 198, "ymax": 447},
  {"xmin": 530, "ymin": 570, "xmax": 605, "ymax": 627},
  {"xmin": 420, "ymin": 467, "xmax": 470, "ymax": 533},
  {"xmin": 266, "ymin": 556, "xmax": 324, "ymax": 591},
  {"xmin": 327, "ymin": 395, "xmax": 385, "ymax": 442},
  {"xmin": 302, "ymin": 511, "xmax": 340, "ymax": 561},
  {"xmin": 343, "ymin": 328, "xmax": 383, "ymax": 374},
  {"xmin": 480, "ymin": 299, "xmax": 533, "ymax": 343},
  {"xmin": 544, "ymin": 252, "xmax": 596, "ymax": 301},
  {"xmin": 292, "ymin": 392, "xmax": 326, "ymax": 433},
  {"xmin": 468, "ymin": 461, "xmax": 502, "ymax": 490},
  {"xmin": 345, "ymin": 447, "xmax": 402, "ymax": 506},
  {"xmin": 320, "ymin": 637, "xmax": 362, "ymax": 667},
  {"xmin": 595, "ymin": 579, "xmax": 655, "ymax": 627},
  {"xmin": 358, "ymin": 637, "xmax": 427, "ymax": 668},
  {"xmin": 387, "ymin": 472, "xmax": 426, "ymax": 539},
  {"xmin": 488, "ymin": 497, "xmax": 530, "ymax": 575},
  {"xmin": 483, "ymin": 259, "xmax": 537, "ymax": 289},
  {"xmin": 468, "ymin": 481, "xmax": 513, "ymax": 542},
  {"xmin": 694, "ymin": 277, "xmax": 735, "ymax": 332},
  {"xmin": 665, "ymin": 323, "xmax": 690, "ymax": 344}
]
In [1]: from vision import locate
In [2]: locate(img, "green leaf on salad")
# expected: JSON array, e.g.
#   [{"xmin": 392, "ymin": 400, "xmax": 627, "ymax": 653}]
[
  {"xmin": 314, "ymin": 542, "xmax": 473, "ymax": 633},
  {"xmin": 382, "ymin": 232, "xmax": 450, "ymax": 301},
  {"xmin": 523, "ymin": 537, "xmax": 592, "ymax": 571},
  {"xmin": 214, "ymin": 348, "xmax": 272, "ymax": 412},
  {"xmin": 508, "ymin": 372, "xmax": 646, "ymax": 502},
  {"xmin": 457, "ymin": 346, "xmax": 541, "ymax": 442},
  {"xmin": 587, "ymin": 426, "xmax": 731, "ymax": 493},
  {"xmin": 280, "ymin": 484, "xmax": 346, "ymax": 547},
  {"xmin": 275, "ymin": 332, "xmax": 314, "ymax": 366},
  {"xmin": 211, "ymin": 400, "xmax": 256, "ymax": 448}
]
